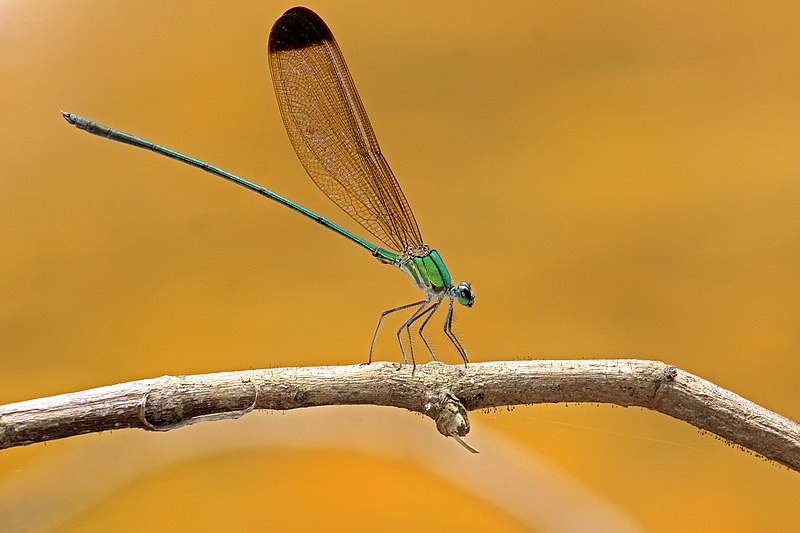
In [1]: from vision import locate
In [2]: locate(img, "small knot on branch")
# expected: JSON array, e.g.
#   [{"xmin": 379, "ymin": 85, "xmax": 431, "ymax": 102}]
[{"xmin": 434, "ymin": 390, "xmax": 478, "ymax": 453}]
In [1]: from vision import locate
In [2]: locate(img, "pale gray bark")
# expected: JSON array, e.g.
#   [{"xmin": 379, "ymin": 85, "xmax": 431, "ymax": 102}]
[{"xmin": 1, "ymin": 360, "xmax": 797, "ymax": 470}]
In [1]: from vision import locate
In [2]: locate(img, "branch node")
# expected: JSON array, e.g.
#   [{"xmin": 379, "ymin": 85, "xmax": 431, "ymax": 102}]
[
  {"xmin": 434, "ymin": 390, "xmax": 478, "ymax": 453},
  {"xmin": 651, "ymin": 363, "xmax": 680, "ymax": 402},
  {"xmin": 137, "ymin": 379, "xmax": 259, "ymax": 432}
]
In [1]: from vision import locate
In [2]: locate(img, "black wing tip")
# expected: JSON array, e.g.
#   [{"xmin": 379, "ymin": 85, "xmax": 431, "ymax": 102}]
[
  {"xmin": 269, "ymin": 6, "xmax": 333, "ymax": 52},
  {"xmin": 283, "ymin": 6, "xmax": 317, "ymax": 18}
]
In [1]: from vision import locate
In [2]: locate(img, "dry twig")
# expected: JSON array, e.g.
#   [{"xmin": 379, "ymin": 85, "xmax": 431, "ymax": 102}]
[{"xmin": 1, "ymin": 360, "xmax": 797, "ymax": 470}]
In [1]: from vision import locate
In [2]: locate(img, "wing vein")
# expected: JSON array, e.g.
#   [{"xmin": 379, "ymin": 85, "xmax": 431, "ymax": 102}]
[{"xmin": 268, "ymin": 7, "xmax": 423, "ymax": 252}]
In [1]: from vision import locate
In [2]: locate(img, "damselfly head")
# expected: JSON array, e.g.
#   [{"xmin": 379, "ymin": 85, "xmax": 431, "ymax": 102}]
[{"xmin": 454, "ymin": 281, "xmax": 475, "ymax": 307}]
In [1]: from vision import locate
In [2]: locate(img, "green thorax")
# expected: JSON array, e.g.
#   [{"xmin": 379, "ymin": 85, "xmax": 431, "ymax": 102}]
[{"xmin": 397, "ymin": 245, "xmax": 452, "ymax": 294}]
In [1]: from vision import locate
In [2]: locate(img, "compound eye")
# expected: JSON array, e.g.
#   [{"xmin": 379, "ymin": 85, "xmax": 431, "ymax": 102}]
[{"xmin": 455, "ymin": 282, "xmax": 474, "ymax": 306}]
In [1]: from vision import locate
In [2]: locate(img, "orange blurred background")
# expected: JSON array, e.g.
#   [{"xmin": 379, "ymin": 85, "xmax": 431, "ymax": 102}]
[{"xmin": 1, "ymin": 0, "xmax": 798, "ymax": 531}]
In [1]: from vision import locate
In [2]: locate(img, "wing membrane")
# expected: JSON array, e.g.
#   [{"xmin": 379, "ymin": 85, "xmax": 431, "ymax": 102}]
[{"xmin": 268, "ymin": 7, "xmax": 423, "ymax": 252}]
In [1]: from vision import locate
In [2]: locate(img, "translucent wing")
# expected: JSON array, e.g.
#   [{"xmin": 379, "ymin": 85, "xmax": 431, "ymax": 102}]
[{"xmin": 268, "ymin": 7, "xmax": 423, "ymax": 252}]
